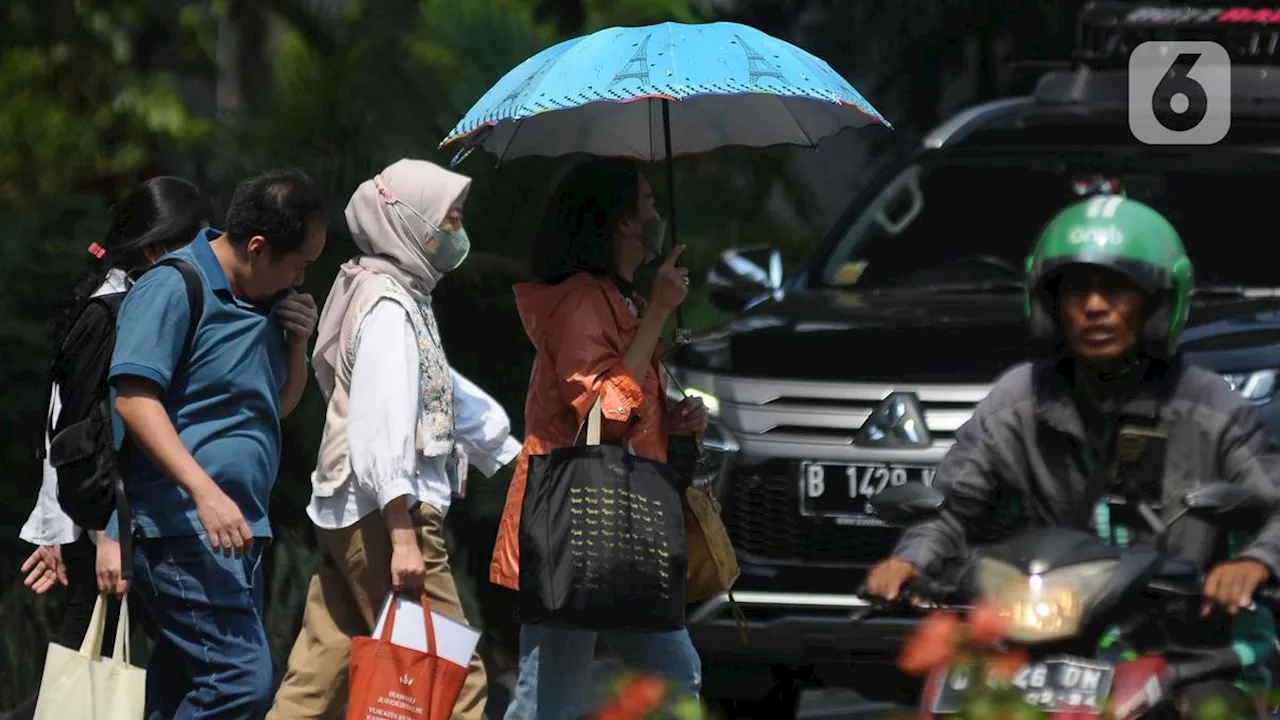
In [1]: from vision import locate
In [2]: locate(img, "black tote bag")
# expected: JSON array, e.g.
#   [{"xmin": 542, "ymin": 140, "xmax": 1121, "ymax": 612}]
[{"xmin": 519, "ymin": 397, "xmax": 687, "ymax": 631}]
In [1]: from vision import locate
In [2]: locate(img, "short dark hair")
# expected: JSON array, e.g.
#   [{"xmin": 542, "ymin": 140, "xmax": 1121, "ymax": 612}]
[
  {"xmin": 225, "ymin": 168, "xmax": 325, "ymax": 257},
  {"xmin": 531, "ymin": 159, "xmax": 641, "ymax": 284}
]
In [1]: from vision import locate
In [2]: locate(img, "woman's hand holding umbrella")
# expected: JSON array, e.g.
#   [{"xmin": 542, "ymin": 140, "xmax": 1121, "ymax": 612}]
[
  {"xmin": 623, "ymin": 245, "xmax": 689, "ymax": 381},
  {"xmin": 650, "ymin": 245, "xmax": 690, "ymax": 315}
]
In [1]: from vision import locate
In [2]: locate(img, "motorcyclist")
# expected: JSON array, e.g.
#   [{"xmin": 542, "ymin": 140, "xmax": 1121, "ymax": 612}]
[{"xmin": 863, "ymin": 195, "xmax": 1280, "ymax": 708}]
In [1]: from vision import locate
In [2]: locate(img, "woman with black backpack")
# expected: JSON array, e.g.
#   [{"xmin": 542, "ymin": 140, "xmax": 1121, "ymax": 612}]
[{"xmin": 7, "ymin": 176, "xmax": 214, "ymax": 719}]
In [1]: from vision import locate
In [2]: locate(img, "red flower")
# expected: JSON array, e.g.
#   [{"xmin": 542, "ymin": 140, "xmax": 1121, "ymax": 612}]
[
  {"xmin": 899, "ymin": 610, "xmax": 961, "ymax": 676},
  {"xmin": 967, "ymin": 602, "xmax": 1008, "ymax": 648},
  {"xmin": 618, "ymin": 674, "xmax": 666, "ymax": 715}
]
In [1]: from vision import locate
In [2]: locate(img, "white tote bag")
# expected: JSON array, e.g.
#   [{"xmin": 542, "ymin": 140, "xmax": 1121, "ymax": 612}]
[{"xmin": 33, "ymin": 593, "xmax": 146, "ymax": 720}]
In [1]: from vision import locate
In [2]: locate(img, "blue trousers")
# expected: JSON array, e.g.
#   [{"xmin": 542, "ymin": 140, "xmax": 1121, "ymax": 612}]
[
  {"xmin": 131, "ymin": 534, "xmax": 273, "ymax": 720},
  {"xmin": 503, "ymin": 624, "xmax": 701, "ymax": 720}
]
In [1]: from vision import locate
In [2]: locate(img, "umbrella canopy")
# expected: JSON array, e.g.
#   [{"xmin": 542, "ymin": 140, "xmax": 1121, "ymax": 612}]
[{"xmin": 440, "ymin": 21, "xmax": 890, "ymax": 163}]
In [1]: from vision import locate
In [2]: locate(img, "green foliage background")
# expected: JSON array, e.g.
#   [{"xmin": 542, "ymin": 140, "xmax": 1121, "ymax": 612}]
[{"xmin": 0, "ymin": 0, "xmax": 1089, "ymax": 707}]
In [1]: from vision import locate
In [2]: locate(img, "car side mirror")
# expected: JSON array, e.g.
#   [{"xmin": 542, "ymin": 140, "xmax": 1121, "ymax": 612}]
[
  {"xmin": 705, "ymin": 246, "xmax": 782, "ymax": 313},
  {"xmin": 1181, "ymin": 483, "xmax": 1272, "ymax": 530},
  {"xmin": 870, "ymin": 483, "xmax": 946, "ymax": 527}
]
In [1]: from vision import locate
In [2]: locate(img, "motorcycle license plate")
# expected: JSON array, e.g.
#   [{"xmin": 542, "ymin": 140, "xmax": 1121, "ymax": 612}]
[{"xmin": 931, "ymin": 657, "xmax": 1114, "ymax": 714}]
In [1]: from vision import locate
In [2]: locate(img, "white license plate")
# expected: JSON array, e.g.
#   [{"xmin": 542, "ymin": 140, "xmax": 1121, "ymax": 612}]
[
  {"xmin": 797, "ymin": 462, "xmax": 936, "ymax": 524},
  {"xmin": 932, "ymin": 657, "xmax": 1114, "ymax": 714}
]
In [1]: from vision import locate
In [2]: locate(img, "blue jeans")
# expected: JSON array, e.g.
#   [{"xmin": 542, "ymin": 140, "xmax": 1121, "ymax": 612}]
[
  {"xmin": 503, "ymin": 624, "xmax": 702, "ymax": 720},
  {"xmin": 131, "ymin": 534, "xmax": 273, "ymax": 720}
]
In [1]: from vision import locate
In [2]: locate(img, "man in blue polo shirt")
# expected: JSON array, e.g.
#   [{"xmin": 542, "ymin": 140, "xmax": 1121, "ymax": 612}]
[{"xmin": 110, "ymin": 168, "xmax": 326, "ymax": 720}]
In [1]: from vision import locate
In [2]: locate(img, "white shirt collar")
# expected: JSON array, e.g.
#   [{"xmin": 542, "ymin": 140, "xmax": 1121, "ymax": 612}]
[{"xmin": 93, "ymin": 268, "xmax": 132, "ymax": 297}]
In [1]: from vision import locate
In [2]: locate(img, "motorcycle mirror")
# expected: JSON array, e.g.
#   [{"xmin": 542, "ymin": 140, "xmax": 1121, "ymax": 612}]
[
  {"xmin": 870, "ymin": 483, "xmax": 946, "ymax": 526},
  {"xmin": 1181, "ymin": 483, "xmax": 1271, "ymax": 529}
]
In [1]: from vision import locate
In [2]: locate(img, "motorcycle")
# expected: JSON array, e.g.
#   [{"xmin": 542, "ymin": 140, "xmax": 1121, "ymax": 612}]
[{"xmin": 852, "ymin": 481, "xmax": 1280, "ymax": 720}]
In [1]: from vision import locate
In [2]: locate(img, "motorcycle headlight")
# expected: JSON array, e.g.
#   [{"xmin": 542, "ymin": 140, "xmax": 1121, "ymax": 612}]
[
  {"xmin": 1221, "ymin": 369, "xmax": 1278, "ymax": 403},
  {"xmin": 975, "ymin": 558, "xmax": 1118, "ymax": 643}
]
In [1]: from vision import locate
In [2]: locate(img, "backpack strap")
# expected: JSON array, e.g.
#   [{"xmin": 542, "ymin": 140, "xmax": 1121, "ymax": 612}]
[
  {"xmin": 148, "ymin": 257, "xmax": 205, "ymax": 368},
  {"xmin": 115, "ymin": 476, "xmax": 135, "ymax": 581}
]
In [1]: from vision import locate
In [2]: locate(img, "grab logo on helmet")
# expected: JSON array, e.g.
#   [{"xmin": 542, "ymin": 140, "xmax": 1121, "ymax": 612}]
[
  {"xmin": 1067, "ymin": 195, "xmax": 1128, "ymax": 247},
  {"xmin": 1068, "ymin": 225, "xmax": 1126, "ymax": 248}
]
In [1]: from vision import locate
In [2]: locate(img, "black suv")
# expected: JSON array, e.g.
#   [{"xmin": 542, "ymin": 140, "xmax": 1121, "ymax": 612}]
[{"xmin": 675, "ymin": 3, "xmax": 1280, "ymax": 715}]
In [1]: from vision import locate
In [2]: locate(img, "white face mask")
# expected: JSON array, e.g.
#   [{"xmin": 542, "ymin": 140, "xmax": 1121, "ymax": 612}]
[
  {"xmin": 391, "ymin": 202, "xmax": 470, "ymax": 273},
  {"xmin": 641, "ymin": 214, "xmax": 667, "ymax": 263}
]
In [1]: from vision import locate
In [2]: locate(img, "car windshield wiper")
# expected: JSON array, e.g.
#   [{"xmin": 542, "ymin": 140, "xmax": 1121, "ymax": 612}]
[
  {"xmin": 869, "ymin": 280, "xmax": 1026, "ymax": 294},
  {"xmin": 1193, "ymin": 285, "xmax": 1280, "ymax": 299}
]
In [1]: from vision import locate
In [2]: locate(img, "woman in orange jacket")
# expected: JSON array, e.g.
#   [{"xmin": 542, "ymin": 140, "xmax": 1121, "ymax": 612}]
[{"xmin": 494, "ymin": 159, "xmax": 708, "ymax": 720}]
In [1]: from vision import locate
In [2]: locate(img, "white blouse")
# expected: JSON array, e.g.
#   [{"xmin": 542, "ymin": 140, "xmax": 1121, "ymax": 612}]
[
  {"xmin": 20, "ymin": 270, "xmax": 132, "ymax": 547},
  {"xmin": 307, "ymin": 298, "xmax": 522, "ymax": 530}
]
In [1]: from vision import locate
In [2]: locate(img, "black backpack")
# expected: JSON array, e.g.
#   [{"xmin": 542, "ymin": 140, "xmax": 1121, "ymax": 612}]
[{"xmin": 39, "ymin": 258, "xmax": 204, "ymax": 552}]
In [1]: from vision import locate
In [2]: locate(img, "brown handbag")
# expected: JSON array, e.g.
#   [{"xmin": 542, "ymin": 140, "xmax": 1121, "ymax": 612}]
[
  {"xmin": 664, "ymin": 364, "xmax": 748, "ymax": 643},
  {"xmin": 683, "ymin": 483, "xmax": 748, "ymax": 645},
  {"xmin": 684, "ymin": 486, "xmax": 739, "ymax": 601}
]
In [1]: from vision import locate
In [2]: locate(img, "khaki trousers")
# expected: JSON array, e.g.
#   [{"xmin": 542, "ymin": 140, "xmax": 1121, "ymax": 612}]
[{"xmin": 267, "ymin": 502, "xmax": 487, "ymax": 720}]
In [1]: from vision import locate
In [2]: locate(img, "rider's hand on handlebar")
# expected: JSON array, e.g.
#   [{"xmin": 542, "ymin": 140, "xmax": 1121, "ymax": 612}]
[
  {"xmin": 864, "ymin": 558, "xmax": 920, "ymax": 602},
  {"xmin": 1201, "ymin": 558, "xmax": 1271, "ymax": 616}
]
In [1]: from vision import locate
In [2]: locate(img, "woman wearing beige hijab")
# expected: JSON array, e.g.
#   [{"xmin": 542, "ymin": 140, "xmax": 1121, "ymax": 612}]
[{"xmin": 267, "ymin": 159, "xmax": 521, "ymax": 720}]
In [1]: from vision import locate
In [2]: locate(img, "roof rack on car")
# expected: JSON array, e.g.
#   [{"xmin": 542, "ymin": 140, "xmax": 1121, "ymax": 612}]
[
  {"xmin": 1075, "ymin": 1, "xmax": 1280, "ymax": 68},
  {"xmin": 1023, "ymin": 2, "xmax": 1280, "ymax": 109},
  {"xmin": 922, "ymin": 3, "xmax": 1280, "ymax": 149}
]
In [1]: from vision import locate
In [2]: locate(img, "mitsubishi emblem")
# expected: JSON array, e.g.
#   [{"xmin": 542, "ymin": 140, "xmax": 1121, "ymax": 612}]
[{"xmin": 855, "ymin": 392, "xmax": 931, "ymax": 448}]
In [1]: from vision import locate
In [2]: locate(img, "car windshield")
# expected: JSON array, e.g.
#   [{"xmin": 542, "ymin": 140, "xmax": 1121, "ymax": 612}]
[{"xmin": 821, "ymin": 148, "xmax": 1280, "ymax": 293}]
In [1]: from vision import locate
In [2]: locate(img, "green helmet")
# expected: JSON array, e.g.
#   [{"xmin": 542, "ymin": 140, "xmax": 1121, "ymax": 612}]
[{"xmin": 1024, "ymin": 195, "xmax": 1194, "ymax": 359}]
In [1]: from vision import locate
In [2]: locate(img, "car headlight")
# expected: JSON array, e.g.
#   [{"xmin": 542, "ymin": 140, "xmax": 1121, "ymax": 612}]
[
  {"xmin": 666, "ymin": 384, "xmax": 721, "ymax": 418},
  {"xmin": 1222, "ymin": 369, "xmax": 1278, "ymax": 403},
  {"xmin": 975, "ymin": 558, "xmax": 1118, "ymax": 643}
]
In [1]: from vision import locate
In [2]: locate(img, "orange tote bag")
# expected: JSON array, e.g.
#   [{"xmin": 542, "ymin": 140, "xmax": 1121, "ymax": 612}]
[{"xmin": 346, "ymin": 591, "xmax": 468, "ymax": 720}]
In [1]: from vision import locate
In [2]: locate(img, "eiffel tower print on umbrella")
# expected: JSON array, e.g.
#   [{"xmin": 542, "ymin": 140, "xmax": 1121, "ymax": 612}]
[
  {"xmin": 441, "ymin": 21, "xmax": 891, "ymax": 341},
  {"xmin": 609, "ymin": 35, "xmax": 652, "ymax": 91}
]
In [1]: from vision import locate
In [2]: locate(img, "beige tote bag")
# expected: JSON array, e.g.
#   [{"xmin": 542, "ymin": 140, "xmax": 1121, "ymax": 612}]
[{"xmin": 33, "ymin": 594, "xmax": 145, "ymax": 720}]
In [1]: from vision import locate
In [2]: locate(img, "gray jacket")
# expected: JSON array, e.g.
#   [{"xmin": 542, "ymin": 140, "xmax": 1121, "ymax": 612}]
[{"xmin": 892, "ymin": 359, "xmax": 1280, "ymax": 576}]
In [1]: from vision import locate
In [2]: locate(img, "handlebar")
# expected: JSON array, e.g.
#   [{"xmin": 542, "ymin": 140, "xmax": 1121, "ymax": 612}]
[
  {"xmin": 849, "ymin": 576, "xmax": 965, "ymax": 622},
  {"xmin": 903, "ymin": 575, "xmax": 956, "ymax": 602},
  {"xmin": 850, "ymin": 580, "xmax": 1280, "ymax": 623},
  {"xmin": 1143, "ymin": 576, "xmax": 1280, "ymax": 613}
]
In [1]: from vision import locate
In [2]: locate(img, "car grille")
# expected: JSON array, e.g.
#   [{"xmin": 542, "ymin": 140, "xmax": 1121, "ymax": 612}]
[
  {"xmin": 678, "ymin": 372, "xmax": 990, "ymax": 565},
  {"xmin": 725, "ymin": 460, "xmax": 904, "ymax": 564}
]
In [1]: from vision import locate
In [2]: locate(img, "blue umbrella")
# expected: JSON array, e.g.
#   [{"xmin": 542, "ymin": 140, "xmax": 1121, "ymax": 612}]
[
  {"xmin": 441, "ymin": 21, "xmax": 891, "ymax": 340},
  {"xmin": 441, "ymin": 21, "xmax": 890, "ymax": 162}
]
